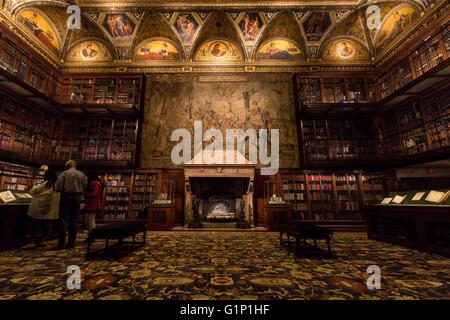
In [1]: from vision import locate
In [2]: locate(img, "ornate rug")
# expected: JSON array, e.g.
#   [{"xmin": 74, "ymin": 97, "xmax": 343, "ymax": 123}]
[{"xmin": 0, "ymin": 232, "xmax": 449, "ymax": 300}]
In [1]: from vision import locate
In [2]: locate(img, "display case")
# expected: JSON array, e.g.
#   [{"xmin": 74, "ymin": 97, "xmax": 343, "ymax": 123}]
[
  {"xmin": 151, "ymin": 180, "xmax": 175, "ymax": 205},
  {"xmin": 263, "ymin": 180, "xmax": 292, "ymax": 230},
  {"xmin": 366, "ymin": 190, "xmax": 450, "ymax": 256},
  {"xmin": 147, "ymin": 180, "xmax": 176, "ymax": 230},
  {"xmin": 264, "ymin": 180, "xmax": 288, "ymax": 205}
]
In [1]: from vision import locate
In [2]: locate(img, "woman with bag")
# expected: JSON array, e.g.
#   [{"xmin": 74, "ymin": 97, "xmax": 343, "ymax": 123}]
[
  {"xmin": 27, "ymin": 169, "xmax": 60, "ymax": 247},
  {"xmin": 84, "ymin": 174, "xmax": 103, "ymax": 233}
]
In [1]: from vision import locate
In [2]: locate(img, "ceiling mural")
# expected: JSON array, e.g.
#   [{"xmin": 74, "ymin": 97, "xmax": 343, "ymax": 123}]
[
  {"xmin": 16, "ymin": 8, "xmax": 60, "ymax": 54},
  {"xmin": 194, "ymin": 39, "xmax": 243, "ymax": 61},
  {"xmin": 134, "ymin": 38, "xmax": 180, "ymax": 61},
  {"xmin": 236, "ymin": 12, "xmax": 265, "ymax": 43},
  {"xmin": 66, "ymin": 40, "xmax": 113, "ymax": 62},
  {"xmin": 301, "ymin": 11, "xmax": 333, "ymax": 42},
  {"xmin": 372, "ymin": 4, "xmax": 419, "ymax": 53},
  {"xmin": 103, "ymin": 13, "xmax": 135, "ymax": 38},
  {"xmin": 256, "ymin": 38, "xmax": 302, "ymax": 60},
  {"xmin": 322, "ymin": 38, "xmax": 369, "ymax": 61},
  {"xmin": 172, "ymin": 13, "xmax": 202, "ymax": 44},
  {"xmin": 0, "ymin": 0, "xmax": 438, "ymax": 66}
]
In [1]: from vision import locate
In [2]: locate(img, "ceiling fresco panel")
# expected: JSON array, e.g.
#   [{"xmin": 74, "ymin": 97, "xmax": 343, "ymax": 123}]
[
  {"xmin": 256, "ymin": 38, "xmax": 302, "ymax": 61},
  {"xmin": 16, "ymin": 8, "xmax": 60, "ymax": 54},
  {"xmin": 66, "ymin": 40, "xmax": 113, "ymax": 62},
  {"xmin": 134, "ymin": 38, "xmax": 181, "ymax": 61},
  {"xmin": 302, "ymin": 11, "xmax": 333, "ymax": 42}
]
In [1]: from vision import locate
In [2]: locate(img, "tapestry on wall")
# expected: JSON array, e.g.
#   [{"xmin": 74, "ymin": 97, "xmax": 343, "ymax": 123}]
[{"xmin": 141, "ymin": 74, "xmax": 299, "ymax": 169}]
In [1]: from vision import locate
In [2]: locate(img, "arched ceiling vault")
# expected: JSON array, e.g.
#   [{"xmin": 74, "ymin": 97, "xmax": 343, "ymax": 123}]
[{"xmin": 0, "ymin": 0, "xmax": 443, "ymax": 67}]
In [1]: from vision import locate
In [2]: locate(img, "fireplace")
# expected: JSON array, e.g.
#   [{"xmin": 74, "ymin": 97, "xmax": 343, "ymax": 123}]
[
  {"xmin": 190, "ymin": 178, "xmax": 248, "ymax": 222},
  {"xmin": 183, "ymin": 150, "xmax": 256, "ymax": 228}
]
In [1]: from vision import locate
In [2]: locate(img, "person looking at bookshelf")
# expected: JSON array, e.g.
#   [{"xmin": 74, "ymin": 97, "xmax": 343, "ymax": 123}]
[
  {"xmin": 55, "ymin": 160, "xmax": 87, "ymax": 250},
  {"xmin": 27, "ymin": 169, "xmax": 60, "ymax": 248},
  {"xmin": 84, "ymin": 174, "xmax": 103, "ymax": 234}
]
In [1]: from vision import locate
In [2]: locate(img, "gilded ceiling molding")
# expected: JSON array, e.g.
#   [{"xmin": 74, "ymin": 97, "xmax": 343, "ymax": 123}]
[
  {"xmin": 61, "ymin": 58, "xmax": 373, "ymax": 73},
  {"xmin": 356, "ymin": 0, "xmax": 427, "ymax": 12},
  {"xmin": 61, "ymin": 63, "xmax": 373, "ymax": 75},
  {"xmin": 7, "ymin": 0, "xmax": 69, "ymax": 16},
  {"xmin": 73, "ymin": 1, "xmax": 363, "ymax": 10}
]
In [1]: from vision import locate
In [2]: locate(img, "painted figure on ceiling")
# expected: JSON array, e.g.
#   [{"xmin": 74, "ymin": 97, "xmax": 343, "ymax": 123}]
[
  {"xmin": 211, "ymin": 42, "xmax": 227, "ymax": 58},
  {"xmin": 267, "ymin": 42, "xmax": 293, "ymax": 59},
  {"xmin": 176, "ymin": 14, "xmax": 197, "ymax": 42},
  {"xmin": 104, "ymin": 15, "xmax": 133, "ymax": 38},
  {"xmin": 82, "ymin": 44, "xmax": 99, "ymax": 59},
  {"xmin": 22, "ymin": 12, "xmax": 56, "ymax": 51},
  {"xmin": 335, "ymin": 41, "xmax": 354, "ymax": 58},
  {"xmin": 240, "ymin": 13, "xmax": 261, "ymax": 41}
]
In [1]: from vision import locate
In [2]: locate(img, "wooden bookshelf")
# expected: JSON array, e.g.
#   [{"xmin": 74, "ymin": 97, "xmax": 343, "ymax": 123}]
[
  {"xmin": 300, "ymin": 118, "xmax": 375, "ymax": 165},
  {"xmin": 262, "ymin": 169, "xmax": 388, "ymax": 224},
  {"xmin": 295, "ymin": 75, "xmax": 375, "ymax": 109},
  {"xmin": 0, "ymin": 161, "xmax": 43, "ymax": 191},
  {"xmin": 130, "ymin": 170, "xmax": 159, "ymax": 219},
  {"xmin": 57, "ymin": 76, "xmax": 142, "ymax": 107},
  {"xmin": 0, "ymin": 95, "xmax": 55, "ymax": 162},
  {"xmin": 380, "ymin": 83, "xmax": 449, "ymax": 161},
  {"xmin": 0, "ymin": 33, "xmax": 60, "ymax": 99},
  {"xmin": 102, "ymin": 172, "xmax": 132, "ymax": 220},
  {"xmin": 52, "ymin": 119, "xmax": 138, "ymax": 164},
  {"xmin": 375, "ymin": 23, "xmax": 449, "ymax": 101}
]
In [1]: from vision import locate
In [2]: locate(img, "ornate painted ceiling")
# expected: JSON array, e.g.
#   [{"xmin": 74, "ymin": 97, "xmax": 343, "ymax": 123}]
[{"xmin": 0, "ymin": 0, "xmax": 445, "ymax": 71}]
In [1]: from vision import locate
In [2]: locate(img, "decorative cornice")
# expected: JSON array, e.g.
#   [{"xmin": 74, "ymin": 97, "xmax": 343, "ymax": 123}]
[
  {"xmin": 74, "ymin": 0, "xmax": 363, "ymax": 10},
  {"xmin": 61, "ymin": 63, "xmax": 374, "ymax": 74}
]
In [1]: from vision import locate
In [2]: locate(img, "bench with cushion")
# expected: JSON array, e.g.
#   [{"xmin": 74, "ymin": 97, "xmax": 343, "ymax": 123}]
[
  {"xmin": 279, "ymin": 222, "xmax": 334, "ymax": 257},
  {"xmin": 86, "ymin": 220, "xmax": 147, "ymax": 258}
]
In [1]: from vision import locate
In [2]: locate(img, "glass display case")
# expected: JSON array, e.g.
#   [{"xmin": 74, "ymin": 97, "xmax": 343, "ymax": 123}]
[
  {"xmin": 264, "ymin": 180, "xmax": 289, "ymax": 205},
  {"xmin": 151, "ymin": 180, "xmax": 175, "ymax": 205}
]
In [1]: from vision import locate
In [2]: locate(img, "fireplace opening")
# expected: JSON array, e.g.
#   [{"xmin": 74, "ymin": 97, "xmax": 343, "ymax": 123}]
[{"xmin": 190, "ymin": 177, "xmax": 249, "ymax": 223}]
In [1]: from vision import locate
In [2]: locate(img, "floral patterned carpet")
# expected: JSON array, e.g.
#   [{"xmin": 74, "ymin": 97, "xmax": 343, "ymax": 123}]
[{"xmin": 0, "ymin": 232, "xmax": 449, "ymax": 300}]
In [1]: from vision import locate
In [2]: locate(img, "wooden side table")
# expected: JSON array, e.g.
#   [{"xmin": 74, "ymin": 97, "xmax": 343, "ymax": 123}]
[
  {"xmin": 265, "ymin": 204, "xmax": 293, "ymax": 231},
  {"xmin": 147, "ymin": 205, "xmax": 175, "ymax": 231}
]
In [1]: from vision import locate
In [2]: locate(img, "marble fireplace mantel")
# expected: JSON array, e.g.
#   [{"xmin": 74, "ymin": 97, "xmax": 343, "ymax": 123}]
[{"xmin": 183, "ymin": 150, "xmax": 256, "ymax": 227}]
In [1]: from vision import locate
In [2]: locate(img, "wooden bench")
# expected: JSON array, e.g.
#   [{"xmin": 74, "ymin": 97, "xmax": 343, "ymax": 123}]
[
  {"xmin": 86, "ymin": 221, "xmax": 147, "ymax": 258},
  {"xmin": 279, "ymin": 223, "xmax": 334, "ymax": 258}
]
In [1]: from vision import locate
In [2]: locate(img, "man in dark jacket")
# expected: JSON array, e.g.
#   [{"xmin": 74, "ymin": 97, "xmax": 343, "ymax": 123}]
[{"xmin": 55, "ymin": 160, "xmax": 87, "ymax": 249}]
